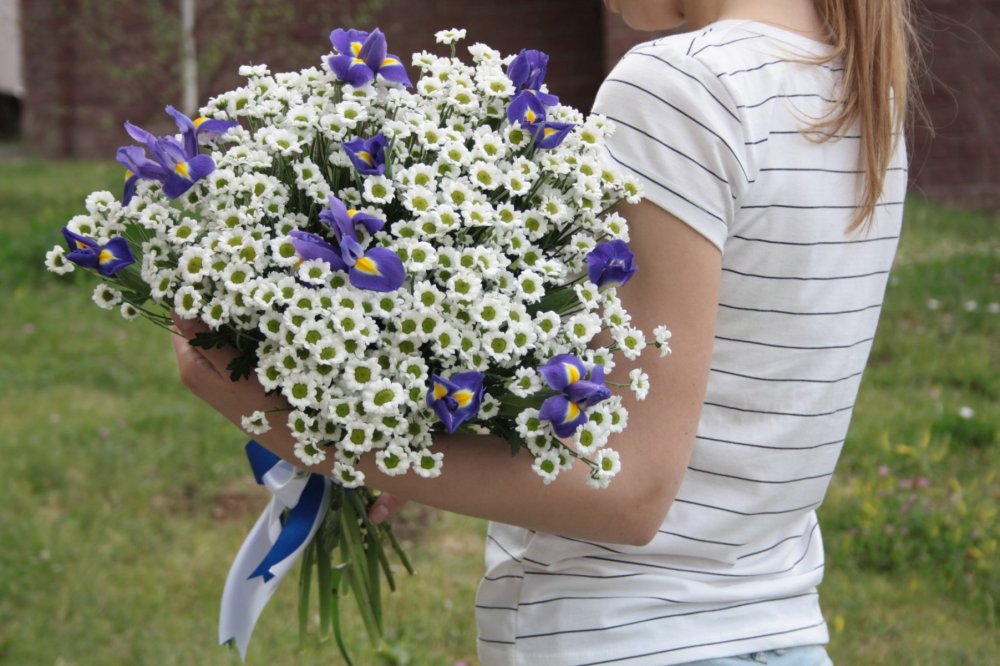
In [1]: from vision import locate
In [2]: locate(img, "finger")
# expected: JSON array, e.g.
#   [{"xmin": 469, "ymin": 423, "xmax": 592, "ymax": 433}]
[
  {"xmin": 171, "ymin": 310, "xmax": 209, "ymax": 339},
  {"xmin": 170, "ymin": 311, "xmax": 241, "ymax": 379},
  {"xmin": 369, "ymin": 492, "xmax": 409, "ymax": 525}
]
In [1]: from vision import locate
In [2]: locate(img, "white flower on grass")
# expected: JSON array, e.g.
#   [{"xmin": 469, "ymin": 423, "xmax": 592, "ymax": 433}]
[
  {"xmin": 119, "ymin": 302, "xmax": 141, "ymax": 321},
  {"xmin": 92, "ymin": 283, "xmax": 122, "ymax": 311},
  {"xmin": 532, "ymin": 450, "xmax": 562, "ymax": 485},
  {"xmin": 652, "ymin": 325, "xmax": 673, "ymax": 358},
  {"xmin": 241, "ymin": 410, "xmax": 272, "ymax": 435},
  {"xmin": 44, "ymin": 246, "xmax": 74, "ymax": 275},
  {"xmin": 629, "ymin": 368, "xmax": 651, "ymax": 401},
  {"xmin": 959, "ymin": 406, "xmax": 975, "ymax": 419},
  {"xmin": 411, "ymin": 449, "xmax": 444, "ymax": 478}
]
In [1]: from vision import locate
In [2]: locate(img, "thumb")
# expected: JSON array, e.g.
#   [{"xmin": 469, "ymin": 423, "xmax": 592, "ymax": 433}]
[{"xmin": 369, "ymin": 492, "xmax": 409, "ymax": 525}]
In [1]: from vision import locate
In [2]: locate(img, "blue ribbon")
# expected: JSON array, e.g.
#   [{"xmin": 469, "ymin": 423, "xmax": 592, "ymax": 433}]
[
  {"xmin": 244, "ymin": 441, "xmax": 328, "ymax": 582},
  {"xmin": 219, "ymin": 441, "xmax": 331, "ymax": 659}
]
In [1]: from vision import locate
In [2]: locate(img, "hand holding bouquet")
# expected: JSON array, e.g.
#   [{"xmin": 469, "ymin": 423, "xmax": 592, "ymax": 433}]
[{"xmin": 46, "ymin": 25, "xmax": 672, "ymax": 660}]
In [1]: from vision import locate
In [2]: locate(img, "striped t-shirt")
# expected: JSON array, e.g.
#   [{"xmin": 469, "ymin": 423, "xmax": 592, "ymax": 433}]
[{"xmin": 477, "ymin": 19, "xmax": 906, "ymax": 665}]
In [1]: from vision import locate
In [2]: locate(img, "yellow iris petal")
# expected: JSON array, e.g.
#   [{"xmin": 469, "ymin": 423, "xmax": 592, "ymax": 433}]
[
  {"xmin": 75, "ymin": 240, "xmax": 89, "ymax": 250},
  {"xmin": 433, "ymin": 383, "xmax": 448, "ymax": 401},
  {"xmin": 563, "ymin": 362, "xmax": 581, "ymax": 385},
  {"xmin": 123, "ymin": 169, "xmax": 133, "ymax": 181},
  {"xmin": 347, "ymin": 208, "xmax": 358, "ymax": 217},
  {"xmin": 354, "ymin": 256, "xmax": 380, "ymax": 275},
  {"xmin": 174, "ymin": 161, "xmax": 190, "ymax": 179},
  {"xmin": 351, "ymin": 41, "xmax": 362, "ymax": 56},
  {"xmin": 543, "ymin": 127, "xmax": 558, "ymax": 138},
  {"xmin": 98, "ymin": 248, "xmax": 116, "ymax": 265},
  {"xmin": 453, "ymin": 389, "xmax": 474, "ymax": 408},
  {"xmin": 193, "ymin": 116, "xmax": 208, "ymax": 128},
  {"xmin": 562, "ymin": 401, "xmax": 581, "ymax": 424},
  {"xmin": 525, "ymin": 108, "xmax": 537, "ymax": 123},
  {"xmin": 382, "ymin": 57, "xmax": 399, "ymax": 66},
  {"xmin": 356, "ymin": 151, "xmax": 373, "ymax": 166}
]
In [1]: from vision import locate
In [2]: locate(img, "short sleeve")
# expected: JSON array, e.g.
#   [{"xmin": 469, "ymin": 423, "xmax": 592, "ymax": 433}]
[{"xmin": 593, "ymin": 44, "xmax": 752, "ymax": 252}]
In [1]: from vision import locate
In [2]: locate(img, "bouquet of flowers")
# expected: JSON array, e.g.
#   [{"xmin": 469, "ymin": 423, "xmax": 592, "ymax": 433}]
[{"xmin": 45, "ymin": 26, "xmax": 671, "ymax": 661}]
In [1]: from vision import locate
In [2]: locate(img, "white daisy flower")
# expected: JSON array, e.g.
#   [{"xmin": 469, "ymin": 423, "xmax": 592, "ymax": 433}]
[
  {"xmin": 44, "ymin": 246, "xmax": 74, "ymax": 275},
  {"xmin": 376, "ymin": 445, "xmax": 412, "ymax": 476},
  {"xmin": 241, "ymin": 410, "xmax": 272, "ymax": 435},
  {"xmin": 411, "ymin": 449, "xmax": 444, "ymax": 478},
  {"xmin": 532, "ymin": 450, "xmax": 562, "ymax": 485},
  {"xmin": 629, "ymin": 368, "xmax": 651, "ymax": 401},
  {"xmin": 91, "ymin": 283, "xmax": 122, "ymax": 311},
  {"xmin": 653, "ymin": 324, "xmax": 673, "ymax": 357},
  {"xmin": 509, "ymin": 367, "xmax": 543, "ymax": 398}
]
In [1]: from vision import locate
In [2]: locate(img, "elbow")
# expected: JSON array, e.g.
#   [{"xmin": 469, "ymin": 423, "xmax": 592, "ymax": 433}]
[{"xmin": 613, "ymin": 484, "xmax": 675, "ymax": 547}]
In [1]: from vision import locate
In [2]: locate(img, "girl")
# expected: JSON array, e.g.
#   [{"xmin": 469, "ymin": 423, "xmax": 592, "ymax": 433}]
[{"xmin": 173, "ymin": 1, "xmax": 916, "ymax": 663}]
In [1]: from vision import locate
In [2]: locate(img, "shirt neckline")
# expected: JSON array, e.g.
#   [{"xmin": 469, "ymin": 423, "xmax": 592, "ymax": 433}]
[{"xmin": 707, "ymin": 18, "xmax": 837, "ymax": 56}]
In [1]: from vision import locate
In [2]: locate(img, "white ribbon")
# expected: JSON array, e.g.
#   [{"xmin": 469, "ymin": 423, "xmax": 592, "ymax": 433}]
[{"xmin": 219, "ymin": 454, "xmax": 331, "ymax": 660}]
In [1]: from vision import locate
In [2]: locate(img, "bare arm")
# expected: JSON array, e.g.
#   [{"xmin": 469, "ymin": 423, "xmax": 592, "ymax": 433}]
[{"xmin": 172, "ymin": 200, "xmax": 721, "ymax": 546}]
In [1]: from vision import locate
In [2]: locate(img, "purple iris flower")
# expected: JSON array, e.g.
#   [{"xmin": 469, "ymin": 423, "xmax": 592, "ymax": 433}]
[
  {"xmin": 61, "ymin": 228, "xmax": 135, "ymax": 277},
  {"xmin": 327, "ymin": 28, "xmax": 412, "ymax": 88},
  {"xmin": 293, "ymin": 195, "xmax": 405, "ymax": 292},
  {"xmin": 537, "ymin": 355, "xmax": 611, "ymax": 438},
  {"xmin": 289, "ymin": 230, "xmax": 348, "ymax": 271},
  {"xmin": 343, "ymin": 133, "xmax": 389, "ymax": 176},
  {"xmin": 587, "ymin": 240, "xmax": 638, "ymax": 289},
  {"xmin": 506, "ymin": 91, "xmax": 574, "ymax": 150},
  {"xmin": 319, "ymin": 194, "xmax": 385, "ymax": 240},
  {"xmin": 506, "ymin": 49, "xmax": 559, "ymax": 106},
  {"xmin": 115, "ymin": 106, "xmax": 234, "ymax": 205},
  {"xmin": 427, "ymin": 372, "xmax": 485, "ymax": 433},
  {"xmin": 165, "ymin": 105, "xmax": 239, "ymax": 156}
]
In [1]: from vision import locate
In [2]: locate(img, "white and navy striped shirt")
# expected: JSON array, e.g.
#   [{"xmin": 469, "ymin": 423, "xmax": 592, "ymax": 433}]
[{"xmin": 477, "ymin": 20, "xmax": 906, "ymax": 665}]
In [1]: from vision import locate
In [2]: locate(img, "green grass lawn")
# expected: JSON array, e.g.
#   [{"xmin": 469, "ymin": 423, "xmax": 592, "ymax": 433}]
[{"xmin": 0, "ymin": 161, "xmax": 997, "ymax": 665}]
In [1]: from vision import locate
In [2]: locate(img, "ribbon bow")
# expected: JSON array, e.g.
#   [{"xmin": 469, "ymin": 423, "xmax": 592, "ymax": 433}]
[{"xmin": 219, "ymin": 441, "xmax": 332, "ymax": 660}]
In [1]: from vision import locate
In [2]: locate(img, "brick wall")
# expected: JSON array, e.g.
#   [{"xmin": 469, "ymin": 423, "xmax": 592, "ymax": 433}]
[
  {"xmin": 19, "ymin": 1, "xmax": 1000, "ymax": 211},
  {"xmin": 21, "ymin": 0, "xmax": 603, "ymax": 160},
  {"xmin": 907, "ymin": 1, "xmax": 1000, "ymax": 209}
]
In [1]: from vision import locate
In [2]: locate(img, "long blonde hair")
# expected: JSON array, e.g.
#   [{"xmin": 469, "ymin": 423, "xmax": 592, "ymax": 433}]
[{"xmin": 811, "ymin": 0, "xmax": 920, "ymax": 231}]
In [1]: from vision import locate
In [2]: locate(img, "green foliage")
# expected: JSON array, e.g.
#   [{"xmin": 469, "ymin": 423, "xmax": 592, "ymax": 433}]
[{"xmin": 1, "ymin": 163, "xmax": 997, "ymax": 664}]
